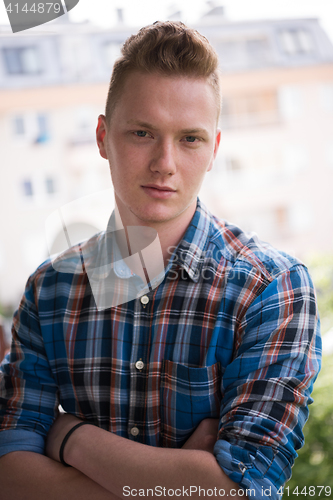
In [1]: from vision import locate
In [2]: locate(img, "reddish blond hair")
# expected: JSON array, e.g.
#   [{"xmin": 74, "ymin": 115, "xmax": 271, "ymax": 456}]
[{"xmin": 105, "ymin": 21, "xmax": 221, "ymax": 121}]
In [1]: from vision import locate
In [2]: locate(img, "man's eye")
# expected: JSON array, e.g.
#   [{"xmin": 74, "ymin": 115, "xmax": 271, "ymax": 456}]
[
  {"xmin": 185, "ymin": 136, "xmax": 197, "ymax": 143},
  {"xmin": 135, "ymin": 131, "xmax": 149, "ymax": 137}
]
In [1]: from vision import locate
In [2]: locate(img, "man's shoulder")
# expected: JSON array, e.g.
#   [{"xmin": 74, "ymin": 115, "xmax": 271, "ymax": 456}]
[
  {"xmin": 30, "ymin": 231, "xmax": 104, "ymax": 288},
  {"xmin": 207, "ymin": 212, "xmax": 304, "ymax": 282}
]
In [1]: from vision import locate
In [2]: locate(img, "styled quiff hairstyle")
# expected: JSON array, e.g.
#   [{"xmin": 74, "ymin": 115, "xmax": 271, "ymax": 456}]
[{"xmin": 105, "ymin": 21, "xmax": 222, "ymax": 122}]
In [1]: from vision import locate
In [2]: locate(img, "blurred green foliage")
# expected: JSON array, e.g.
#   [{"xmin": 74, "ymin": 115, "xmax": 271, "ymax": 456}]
[
  {"xmin": 0, "ymin": 302, "xmax": 14, "ymax": 320},
  {"xmin": 285, "ymin": 255, "xmax": 333, "ymax": 498},
  {"xmin": 286, "ymin": 356, "xmax": 333, "ymax": 497},
  {"xmin": 307, "ymin": 253, "xmax": 333, "ymax": 333}
]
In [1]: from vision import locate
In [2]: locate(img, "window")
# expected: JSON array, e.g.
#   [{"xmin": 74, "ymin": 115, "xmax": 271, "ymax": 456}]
[
  {"xmin": 45, "ymin": 177, "xmax": 56, "ymax": 194},
  {"xmin": 217, "ymin": 36, "xmax": 269, "ymax": 69},
  {"xmin": 35, "ymin": 114, "xmax": 50, "ymax": 143},
  {"xmin": 13, "ymin": 115, "xmax": 25, "ymax": 136},
  {"xmin": 22, "ymin": 180, "xmax": 33, "ymax": 197},
  {"xmin": 70, "ymin": 106, "xmax": 96, "ymax": 144},
  {"xmin": 2, "ymin": 46, "xmax": 41, "ymax": 75},
  {"xmin": 11, "ymin": 112, "xmax": 50, "ymax": 143},
  {"xmin": 221, "ymin": 90, "xmax": 279, "ymax": 128},
  {"xmin": 76, "ymin": 107, "xmax": 92, "ymax": 132},
  {"xmin": 246, "ymin": 38, "xmax": 269, "ymax": 63},
  {"xmin": 217, "ymin": 39, "xmax": 248, "ymax": 69},
  {"xmin": 20, "ymin": 176, "xmax": 58, "ymax": 203},
  {"xmin": 279, "ymin": 29, "xmax": 314, "ymax": 55}
]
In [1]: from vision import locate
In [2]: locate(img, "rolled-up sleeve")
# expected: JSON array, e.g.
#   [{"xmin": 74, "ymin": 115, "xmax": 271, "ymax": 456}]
[
  {"xmin": 0, "ymin": 429, "xmax": 45, "ymax": 458},
  {"xmin": 214, "ymin": 264, "xmax": 321, "ymax": 499},
  {"xmin": 0, "ymin": 272, "xmax": 59, "ymax": 457}
]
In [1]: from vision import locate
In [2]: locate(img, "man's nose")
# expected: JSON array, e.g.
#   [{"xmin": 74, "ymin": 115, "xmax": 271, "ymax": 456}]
[{"xmin": 149, "ymin": 140, "xmax": 177, "ymax": 176}]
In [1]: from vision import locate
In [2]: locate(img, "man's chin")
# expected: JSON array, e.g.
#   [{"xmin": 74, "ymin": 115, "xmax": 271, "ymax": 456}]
[
  {"xmin": 133, "ymin": 211, "xmax": 177, "ymax": 225},
  {"xmin": 131, "ymin": 202, "xmax": 195, "ymax": 228}
]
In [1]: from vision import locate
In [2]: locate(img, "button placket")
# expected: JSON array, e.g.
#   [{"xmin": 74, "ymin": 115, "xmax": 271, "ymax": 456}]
[
  {"xmin": 140, "ymin": 295, "xmax": 149, "ymax": 308},
  {"xmin": 135, "ymin": 359, "xmax": 144, "ymax": 371},
  {"xmin": 128, "ymin": 293, "xmax": 153, "ymax": 442},
  {"xmin": 130, "ymin": 426, "xmax": 140, "ymax": 437}
]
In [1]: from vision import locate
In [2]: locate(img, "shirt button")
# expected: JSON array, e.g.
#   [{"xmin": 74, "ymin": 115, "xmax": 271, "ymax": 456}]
[
  {"xmin": 130, "ymin": 426, "xmax": 139, "ymax": 437},
  {"xmin": 135, "ymin": 360, "xmax": 144, "ymax": 370},
  {"xmin": 140, "ymin": 295, "xmax": 149, "ymax": 306},
  {"xmin": 238, "ymin": 462, "xmax": 247, "ymax": 474}
]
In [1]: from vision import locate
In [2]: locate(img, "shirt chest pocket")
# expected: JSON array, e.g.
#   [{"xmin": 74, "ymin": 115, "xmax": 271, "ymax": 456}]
[{"xmin": 160, "ymin": 360, "xmax": 221, "ymax": 448}]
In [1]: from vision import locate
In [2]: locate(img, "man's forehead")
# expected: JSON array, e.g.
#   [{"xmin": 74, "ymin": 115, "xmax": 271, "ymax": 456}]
[{"xmin": 105, "ymin": 71, "xmax": 220, "ymax": 129}]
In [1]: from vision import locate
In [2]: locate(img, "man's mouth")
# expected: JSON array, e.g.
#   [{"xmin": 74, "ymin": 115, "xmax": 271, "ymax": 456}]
[
  {"xmin": 141, "ymin": 184, "xmax": 176, "ymax": 199},
  {"xmin": 142, "ymin": 184, "xmax": 176, "ymax": 191}
]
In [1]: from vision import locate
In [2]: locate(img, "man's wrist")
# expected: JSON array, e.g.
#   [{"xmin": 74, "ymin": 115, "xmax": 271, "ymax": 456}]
[
  {"xmin": 60, "ymin": 422, "xmax": 92, "ymax": 466},
  {"xmin": 64, "ymin": 421, "xmax": 96, "ymax": 468}
]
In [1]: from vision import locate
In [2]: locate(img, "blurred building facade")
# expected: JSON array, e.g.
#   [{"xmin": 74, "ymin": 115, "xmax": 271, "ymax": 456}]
[
  {"xmin": 1, "ymin": 9, "xmax": 333, "ymax": 308},
  {"xmin": 198, "ymin": 9, "xmax": 333, "ymax": 262}
]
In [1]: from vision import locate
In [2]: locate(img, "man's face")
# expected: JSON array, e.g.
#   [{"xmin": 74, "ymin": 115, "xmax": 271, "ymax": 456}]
[{"xmin": 96, "ymin": 71, "xmax": 221, "ymax": 228}]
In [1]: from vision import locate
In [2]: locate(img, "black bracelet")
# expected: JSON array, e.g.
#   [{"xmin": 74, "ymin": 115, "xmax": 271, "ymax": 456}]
[{"xmin": 59, "ymin": 421, "xmax": 92, "ymax": 467}]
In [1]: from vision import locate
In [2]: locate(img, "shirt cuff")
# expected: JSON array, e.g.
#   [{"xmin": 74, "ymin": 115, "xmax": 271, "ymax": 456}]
[
  {"xmin": 0, "ymin": 429, "xmax": 45, "ymax": 458},
  {"xmin": 214, "ymin": 439, "xmax": 290, "ymax": 500}
]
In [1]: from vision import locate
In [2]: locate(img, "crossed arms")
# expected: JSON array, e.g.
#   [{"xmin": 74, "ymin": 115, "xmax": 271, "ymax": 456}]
[
  {"xmin": 0, "ymin": 258, "xmax": 322, "ymax": 499},
  {"xmin": 0, "ymin": 416, "xmax": 243, "ymax": 500}
]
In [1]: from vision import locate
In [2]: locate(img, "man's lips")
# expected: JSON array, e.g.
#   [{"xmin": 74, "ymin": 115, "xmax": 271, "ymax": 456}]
[
  {"xmin": 141, "ymin": 184, "xmax": 176, "ymax": 199},
  {"xmin": 142, "ymin": 184, "xmax": 176, "ymax": 191}
]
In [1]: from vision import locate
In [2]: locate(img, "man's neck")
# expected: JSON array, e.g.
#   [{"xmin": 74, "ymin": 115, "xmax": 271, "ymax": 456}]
[{"xmin": 114, "ymin": 201, "xmax": 197, "ymax": 282}]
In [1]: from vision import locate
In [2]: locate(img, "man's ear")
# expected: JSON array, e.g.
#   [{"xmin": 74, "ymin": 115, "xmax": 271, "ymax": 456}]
[
  {"xmin": 96, "ymin": 114, "xmax": 108, "ymax": 160},
  {"xmin": 214, "ymin": 128, "xmax": 222, "ymax": 159},
  {"xmin": 207, "ymin": 128, "xmax": 222, "ymax": 172}
]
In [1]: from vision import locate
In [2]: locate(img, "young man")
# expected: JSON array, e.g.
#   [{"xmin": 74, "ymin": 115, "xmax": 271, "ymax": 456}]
[{"xmin": 0, "ymin": 21, "xmax": 321, "ymax": 499}]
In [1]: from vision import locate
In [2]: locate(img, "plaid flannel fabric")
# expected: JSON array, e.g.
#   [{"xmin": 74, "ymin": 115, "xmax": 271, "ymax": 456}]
[{"xmin": 0, "ymin": 199, "xmax": 321, "ymax": 497}]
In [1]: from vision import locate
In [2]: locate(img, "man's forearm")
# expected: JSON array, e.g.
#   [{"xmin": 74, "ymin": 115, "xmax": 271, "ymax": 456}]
[
  {"xmin": 0, "ymin": 451, "xmax": 118, "ymax": 500},
  {"xmin": 64, "ymin": 424, "xmax": 244, "ymax": 499}
]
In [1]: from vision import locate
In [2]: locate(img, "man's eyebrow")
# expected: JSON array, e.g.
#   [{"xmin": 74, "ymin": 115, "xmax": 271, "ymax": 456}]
[
  {"xmin": 179, "ymin": 128, "xmax": 209, "ymax": 135},
  {"xmin": 126, "ymin": 120, "xmax": 158, "ymax": 130},
  {"xmin": 126, "ymin": 120, "xmax": 209, "ymax": 135}
]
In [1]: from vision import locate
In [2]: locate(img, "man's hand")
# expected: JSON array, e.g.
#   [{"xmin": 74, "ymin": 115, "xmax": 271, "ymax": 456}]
[
  {"xmin": 45, "ymin": 412, "xmax": 83, "ymax": 463},
  {"xmin": 182, "ymin": 418, "xmax": 219, "ymax": 454}
]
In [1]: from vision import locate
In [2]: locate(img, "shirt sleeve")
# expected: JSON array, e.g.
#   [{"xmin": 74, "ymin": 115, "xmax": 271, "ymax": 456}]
[
  {"xmin": 0, "ymin": 271, "xmax": 59, "ymax": 457},
  {"xmin": 0, "ymin": 429, "xmax": 45, "ymax": 458},
  {"xmin": 214, "ymin": 263, "xmax": 322, "ymax": 499}
]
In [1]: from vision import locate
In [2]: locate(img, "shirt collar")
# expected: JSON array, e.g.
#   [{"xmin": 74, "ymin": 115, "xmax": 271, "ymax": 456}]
[
  {"xmin": 88, "ymin": 198, "xmax": 212, "ymax": 284},
  {"xmin": 168, "ymin": 198, "xmax": 212, "ymax": 283},
  {"xmin": 87, "ymin": 212, "xmax": 134, "ymax": 281}
]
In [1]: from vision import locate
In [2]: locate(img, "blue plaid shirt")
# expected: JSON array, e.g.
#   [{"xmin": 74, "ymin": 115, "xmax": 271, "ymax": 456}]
[{"xmin": 0, "ymin": 199, "xmax": 321, "ymax": 498}]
